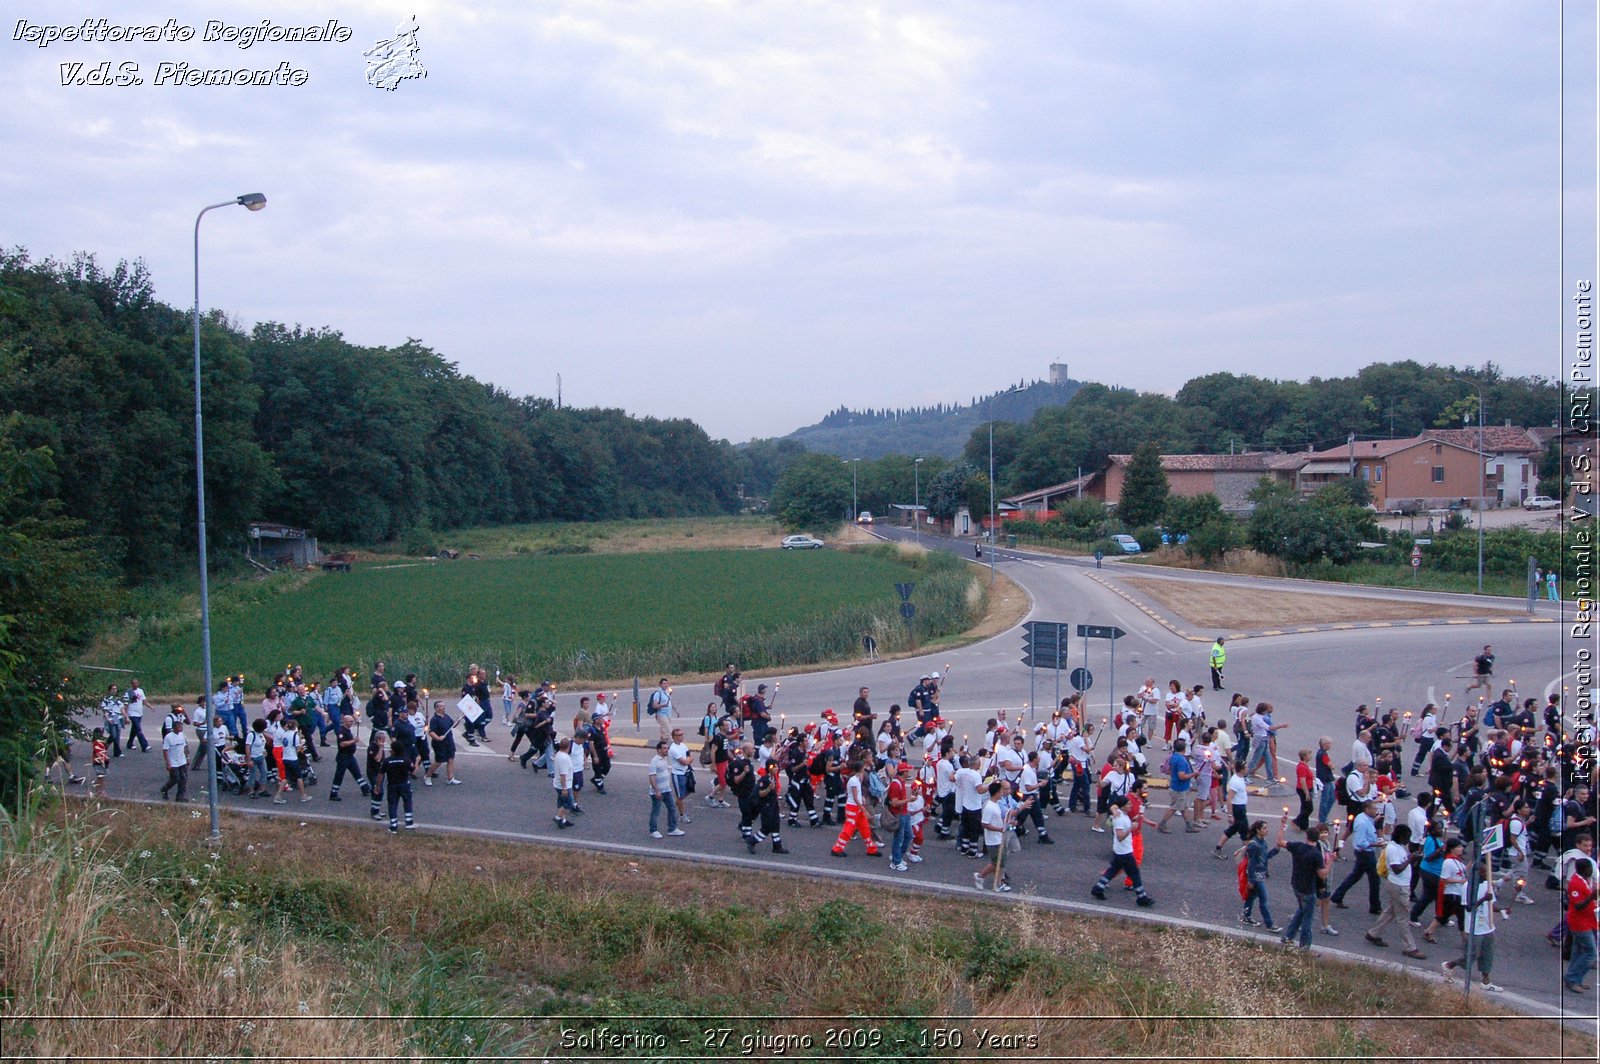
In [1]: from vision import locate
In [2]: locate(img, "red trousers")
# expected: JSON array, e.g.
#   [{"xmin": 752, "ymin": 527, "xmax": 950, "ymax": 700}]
[{"xmin": 832, "ymin": 804, "xmax": 878, "ymax": 854}]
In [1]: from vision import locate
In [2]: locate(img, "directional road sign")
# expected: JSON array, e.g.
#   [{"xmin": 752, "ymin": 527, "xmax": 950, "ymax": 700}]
[
  {"xmin": 1076, "ymin": 624, "xmax": 1125, "ymax": 641},
  {"xmin": 1021, "ymin": 620, "xmax": 1068, "ymax": 670}
]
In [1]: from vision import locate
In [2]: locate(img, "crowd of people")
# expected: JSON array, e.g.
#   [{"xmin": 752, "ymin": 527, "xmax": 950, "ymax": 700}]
[{"xmin": 55, "ymin": 645, "xmax": 1599, "ymax": 996}]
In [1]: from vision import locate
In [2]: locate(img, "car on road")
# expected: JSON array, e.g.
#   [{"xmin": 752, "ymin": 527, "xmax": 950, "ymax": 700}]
[
  {"xmin": 856, "ymin": 511, "xmax": 874, "ymax": 524},
  {"xmin": 1523, "ymin": 495, "xmax": 1560, "ymax": 511},
  {"xmin": 1110, "ymin": 533, "xmax": 1142, "ymax": 554},
  {"xmin": 781, "ymin": 534, "xmax": 825, "ymax": 549}
]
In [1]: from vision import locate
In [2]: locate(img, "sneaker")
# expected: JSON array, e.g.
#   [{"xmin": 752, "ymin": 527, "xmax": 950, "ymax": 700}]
[
  {"xmin": 1213, "ymin": 848, "xmax": 1227, "ymax": 859},
  {"xmin": 667, "ymin": 828, "xmax": 685, "ymax": 836},
  {"xmin": 299, "ymin": 796, "xmax": 313, "ymax": 803},
  {"xmin": 389, "ymin": 827, "xmax": 399, "ymax": 834},
  {"xmin": 1480, "ymin": 982, "xmax": 1502, "ymax": 993},
  {"xmin": 994, "ymin": 882, "xmax": 1013, "ymax": 893},
  {"xmin": 272, "ymin": 797, "xmax": 287, "ymax": 804},
  {"xmin": 1263, "ymin": 924, "xmax": 1281, "ymax": 933},
  {"xmin": 328, "ymin": 795, "xmax": 342, "ymax": 802},
  {"xmin": 707, "ymin": 796, "xmax": 720, "ymax": 807},
  {"xmin": 1135, "ymin": 895, "xmax": 1155, "ymax": 907},
  {"xmin": 423, "ymin": 777, "xmax": 433, "ymax": 787},
  {"xmin": 1090, "ymin": 886, "xmax": 1107, "ymax": 900},
  {"xmin": 1091, "ymin": 825, "xmax": 1106, "ymax": 833},
  {"xmin": 1516, "ymin": 894, "xmax": 1535, "ymax": 905},
  {"xmin": 404, "ymin": 822, "xmax": 416, "ymax": 830},
  {"xmin": 1408, "ymin": 919, "xmax": 1424, "ymax": 927},
  {"xmin": 907, "ymin": 854, "xmax": 923, "ymax": 863},
  {"xmin": 1240, "ymin": 915, "xmax": 1259, "ymax": 926},
  {"xmin": 556, "ymin": 819, "xmax": 574, "ymax": 830},
  {"xmin": 68, "ymin": 775, "xmax": 86, "ymax": 785},
  {"xmin": 650, "ymin": 831, "xmax": 663, "ymax": 839},
  {"xmin": 1037, "ymin": 835, "xmax": 1055, "ymax": 845},
  {"xmin": 680, "ymin": 815, "xmax": 691, "ymax": 824},
  {"xmin": 974, "ymin": 873, "xmax": 986, "ymax": 890},
  {"xmin": 446, "ymin": 779, "xmax": 463, "ymax": 786},
  {"xmin": 1321, "ymin": 926, "xmax": 1339, "ymax": 936},
  {"xmin": 891, "ymin": 862, "xmax": 909, "ymax": 872}
]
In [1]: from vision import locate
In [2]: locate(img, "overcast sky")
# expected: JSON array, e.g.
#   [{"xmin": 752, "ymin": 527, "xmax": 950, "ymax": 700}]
[{"xmin": 3, "ymin": 1, "xmax": 1594, "ymax": 442}]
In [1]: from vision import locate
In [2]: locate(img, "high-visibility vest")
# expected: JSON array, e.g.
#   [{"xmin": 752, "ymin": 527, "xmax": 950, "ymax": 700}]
[{"xmin": 1210, "ymin": 642, "xmax": 1227, "ymax": 668}]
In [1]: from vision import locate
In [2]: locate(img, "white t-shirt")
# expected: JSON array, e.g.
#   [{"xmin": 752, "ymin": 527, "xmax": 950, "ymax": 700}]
[
  {"xmin": 1101, "ymin": 769, "xmax": 1133, "ymax": 800},
  {"xmin": 1462, "ymin": 881, "xmax": 1495, "ymax": 936},
  {"xmin": 1226, "ymin": 774, "xmax": 1249, "ymax": 808},
  {"xmin": 981, "ymin": 798, "xmax": 1005, "ymax": 847},
  {"xmin": 126, "ymin": 687, "xmax": 146, "ymax": 719},
  {"xmin": 247, "ymin": 731, "xmax": 267, "ymax": 759},
  {"xmin": 1384, "ymin": 839, "xmax": 1412, "ymax": 888},
  {"xmin": 1441, "ymin": 856, "xmax": 1468, "ymax": 899},
  {"xmin": 954, "ymin": 767, "xmax": 984, "ymax": 811},
  {"xmin": 1064, "ymin": 734, "xmax": 1090, "ymax": 768},
  {"xmin": 552, "ymin": 750, "xmax": 574, "ymax": 789},
  {"xmin": 935, "ymin": 757, "xmax": 957, "ymax": 798},
  {"xmin": 1407, "ymin": 805, "xmax": 1430, "ymax": 843},
  {"xmin": 667, "ymin": 741, "xmax": 690, "ymax": 777},
  {"xmin": 162, "ymin": 730, "xmax": 187, "ymax": 768},
  {"xmin": 846, "ymin": 773, "xmax": 865, "ymax": 807},
  {"xmin": 1111, "ymin": 808, "xmax": 1134, "ymax": 854},
  {"xmin": 279, "ymin": 728, "xmax": 300, "ymax": 762},
  {"xmin": 993, "ymin": 745, "xmax": 1025, "ymax": 781},
  {"xmin": 1019, "ymin": 764, "xmax": 1040, "ymax": 799},
  {"xmin": 1352, "ymin": 739, "xmax": 1373, "ymax": 768}
]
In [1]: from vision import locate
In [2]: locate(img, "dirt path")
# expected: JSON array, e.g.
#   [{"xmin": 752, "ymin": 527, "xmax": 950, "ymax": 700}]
[{"xmin": 1120, "ymin": 576, "xmax": 1506, "ymax": 630}]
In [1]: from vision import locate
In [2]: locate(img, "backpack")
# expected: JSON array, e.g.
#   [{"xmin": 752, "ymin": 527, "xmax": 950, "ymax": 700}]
[
  {"xmin": 1376, "ymin": 844, "xmax": 1389, "ymax": 878},
  {"xmin": 865, "ymin": 769, "xmax": 887, "ymax": 800},
  {"xmin": 1408, "ymin": 717, "xmax": 1424, "ymax": 741},
  {"xmin": 1334, "ymin": 774, "xmax": 1350, "ymax": 805},
  {"xmin": 713, "ymin": 676, "xmax": 727, "ymax": 698},
  {"xmin": 739, "ymin": 694, "xmax": 756, "ymax": 721}
]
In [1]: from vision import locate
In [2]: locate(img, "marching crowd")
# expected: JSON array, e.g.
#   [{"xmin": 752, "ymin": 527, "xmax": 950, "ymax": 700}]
[{"xmin": 61, "ymin": 645, "xmax": 1599, "ymax": 996}]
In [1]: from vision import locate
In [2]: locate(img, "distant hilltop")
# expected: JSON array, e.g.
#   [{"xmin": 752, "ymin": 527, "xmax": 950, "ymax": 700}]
[{"xmin": 780, "ymin": 373, "xmax": 1083, "ymax": 460}]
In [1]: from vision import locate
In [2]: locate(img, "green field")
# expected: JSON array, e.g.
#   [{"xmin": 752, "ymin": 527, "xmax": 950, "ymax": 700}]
[{"xmin": 112, "ymin": 544, "xmax": 981, "ymax": 694}]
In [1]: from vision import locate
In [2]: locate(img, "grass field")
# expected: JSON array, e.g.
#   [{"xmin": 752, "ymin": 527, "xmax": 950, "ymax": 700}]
[
  {"xmin": 112, "ymin": 544, "xmax": 981, "ymax": 695},
  {"xmin": 372, "ymin": 514, "xmax": 785, "ymax": 559},
  {"xmin": 4, "ymin": 801, "xmax": 1586, "ymax": 1062}
]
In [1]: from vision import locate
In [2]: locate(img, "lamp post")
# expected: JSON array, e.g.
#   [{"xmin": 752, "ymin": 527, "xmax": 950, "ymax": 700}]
[
  {"xmin": 1453, "ymin": 376, "xmax": 1486, "ymax": 594},
  {"xmin": 846, "ymin": 458, "xmax": 860, "ymax": 524},
  {"xmin": 914, "ymin": 458, "xmax": 924, "ymax": 542},
  {"xmin": 194, "ymin": 192, "xmax": 266, "ymax": 841}
]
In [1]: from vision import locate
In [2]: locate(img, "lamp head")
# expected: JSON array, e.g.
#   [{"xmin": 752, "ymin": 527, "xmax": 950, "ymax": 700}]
[{"xmin": 236, "ymin": 193, "xmax": 267, "ymax": 211}]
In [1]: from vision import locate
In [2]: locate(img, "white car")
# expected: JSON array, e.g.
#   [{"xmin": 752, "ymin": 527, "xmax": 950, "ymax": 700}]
[
  {"xmin": 1523, "ymin": 495, "xmax": 1559, "ymax": 511},
  {"xmin": 781, "ymin": 535, "xmax": 825, "ymax": 550},
  {"xmin": 1110, "ymin": 533, "xmax": 1142, "ymax": 554}
]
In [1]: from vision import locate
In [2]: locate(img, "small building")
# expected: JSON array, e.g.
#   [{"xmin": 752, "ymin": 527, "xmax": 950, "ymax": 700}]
[
  {"xmin": 247, "ymin": 522, "xmax": 320, "ymax": 568},
  {"xmin": 1422, "ymin": 427, "xmax": 1543, "ymax": 506},
  {"xmin": 1101, "ymin": 452, "xmax": 1304, "ymax": 515},
  {"xmin": 1004, "ymin": 470, "xmax": 1106, "ymax": 513},
  {"xmin": 1298, "ymin": 436, "xmax": 1485, "ymax": 510}
]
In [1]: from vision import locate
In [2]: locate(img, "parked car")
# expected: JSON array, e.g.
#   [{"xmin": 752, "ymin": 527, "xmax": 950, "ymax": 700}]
[
  {"xmin": 1110, "ymin": 533, "xmax": 1142, "ymax": 554},
  {"xmin": 856, "ymin": 511, "xmax": 874, "ymax": 524},
  {"xmin": 1524, "ymin": 495, "xmax": 1559, "ymax": 511},
  {"xmin": 781, "ymin": 534, "xmax": 825, "ymax": 549}
]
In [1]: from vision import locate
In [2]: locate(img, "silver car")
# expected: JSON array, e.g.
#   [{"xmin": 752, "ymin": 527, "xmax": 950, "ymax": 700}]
[{"xmin": 781, "ymin": 535, "xmax": 825, "ymax": 549}]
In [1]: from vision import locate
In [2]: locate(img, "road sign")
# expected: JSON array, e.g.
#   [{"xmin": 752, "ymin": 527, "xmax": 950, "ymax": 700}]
[
  {"xmin": 1069, "ymin": 667, "xmax": 1093, "ymax": 691},
  {"xmin": 1021, "ymin": 620, "xmax": 1068, "ymax": 671},
  {"xmin": 1414, "ymin": 538, "xmax": 1432, "ymax": 546},
  {"xmin": 1411, "ymin": 556, "xmax": 1421, "ymax": 569},
  {"xmin": 1480, "ymin": 823, "xmax": 1504, "ymax": 855},
  {"xmin": 899, "ymin": 602, "xmax": 916, "ymax": 620},
  {"xmin": 895, "ymin": 582, "xmax": 915, "ymax": 601},
  {"xmin": 1076, "ymin": 624, "xmax": 1125, "ymax": 640}
]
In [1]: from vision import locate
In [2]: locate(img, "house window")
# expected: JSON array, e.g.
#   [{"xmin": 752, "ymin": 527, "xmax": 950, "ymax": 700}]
[
  {"xmin": 1433, "ymin": 443, "xmax": 1443, "ymax": 455},
  {"xmin": 1361, "ymin": 466, "xmax": 1370, "ymax": 481},
  {"xmin": 1374, "ymin": 467, "xmax": 1383, "ymax": 483},
  {"xmin": 1431, "ymin": 466, "xmax": 1445, "ymax": 483},
  {"xmin": 1522, "ymin": 466, "xmax": 1530, "ymax": 483}
]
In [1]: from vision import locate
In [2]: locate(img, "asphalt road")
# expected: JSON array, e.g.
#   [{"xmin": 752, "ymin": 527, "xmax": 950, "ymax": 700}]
[{"xmin": 91, "ymin": 531, "xmax": 1594, "ymax": 1025}]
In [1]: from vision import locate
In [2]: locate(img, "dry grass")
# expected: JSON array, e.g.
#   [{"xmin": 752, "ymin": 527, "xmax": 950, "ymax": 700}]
[
  {"xmin": 1, "ymin": 801, "xmax": 1576, "ymax": 1062},
  {"xmin": 1121, "ymin": 575, "xmax": 1509, "ymax": 630}
]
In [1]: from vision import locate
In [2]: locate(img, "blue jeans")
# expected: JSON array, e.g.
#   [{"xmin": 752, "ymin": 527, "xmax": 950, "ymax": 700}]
[
  {"xmin": 890, "ymin": 814, "xmax": 913, "ymax": 864},
  {"xmin": 1318, "ymin": 782, "xmax": 1337, "ymax": 824},
  {"xmin": 1283, "ymin": 890, "xmax": 1317, "ymax": 946},
  {"xmin": 650, "ymin": 792, "xmax": 678, "ymax": 834},
  {"xmin": 1568, "ymin": 928, "xmax": 1597, "ymax": 987},
  {"xmin": 1243, "ymin": 875, "xmax": 1274, "ymax": 926}
]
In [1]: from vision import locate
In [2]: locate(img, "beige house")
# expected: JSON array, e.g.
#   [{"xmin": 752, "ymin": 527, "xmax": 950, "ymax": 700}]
[{"xmin": 1298, "ymin": 436, "xmax": 1484, "ymax": 510}]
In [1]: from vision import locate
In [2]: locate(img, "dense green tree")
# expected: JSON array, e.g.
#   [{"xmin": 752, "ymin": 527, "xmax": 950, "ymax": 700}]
[
  {"xmin": 770, "ymin": 453, "xmax": 851, "ymax": 532},
  {"xmin": 0, "ymin": 419, "xmax": 114, "ymax": 810},
  {"xmin": 1163, "ymin": 493, "xmax": 1226, "ymax": 536},
  {"xmin": 1185, "ymin": 517, "xmax": 1243, "ymax": 564},
  {"xmin": 1118, "ymin": 442, "xmax": 1169, "ymax": 528},
  {"xmin": 925, "ymin": 462, "xmax": 989, "ymax": 523}
]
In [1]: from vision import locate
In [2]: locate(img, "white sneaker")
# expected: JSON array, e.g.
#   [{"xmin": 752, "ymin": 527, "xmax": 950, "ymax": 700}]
[
  {"xmin": 1516, "ymin": 894, "xmax": 1535, "ymax": 905},
  {"xmin": 650, "ymin": 830, "xmax": 663, "ymax": 839},
  {"xmin": 681, "ymin": 814, "xmax": 692, "ymax": 824},
  {"xmin": 973, "ymin": 872, "xmax": 985, "ymax": 890},
  {"xmin": 891, "ymin": 862, "xmax": 909, "ymax": 872},
  {"xmin": 994, "ymin": 882, "xmax": 1013, "ymax": 893},
  {"xmin": 667, "ymin": 828, "xmax": 686, "ymax": 837},
  {"xmin": 1481, "ymin": 982, "xmax": 1503, "ymax": 993},
  {"xmin": 907, "ymin": 854, "xmax": 923, "ymax": 863}
]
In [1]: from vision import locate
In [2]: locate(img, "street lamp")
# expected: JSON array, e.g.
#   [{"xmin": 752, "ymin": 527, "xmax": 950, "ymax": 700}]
[
  {"xmin": 1452, "ymin": 376, "xmax": 1486, "ymax": 594},
  {"xmin": 844, "ymin": 458, "xmax": 860, "ymax": 524},
  {"xmin": 193, "ymin": 192, "xmax": 266, "ymax": 840},
  {"xmin": 914, "ymin": 458, "xmax": 924, "ymax": 542}
]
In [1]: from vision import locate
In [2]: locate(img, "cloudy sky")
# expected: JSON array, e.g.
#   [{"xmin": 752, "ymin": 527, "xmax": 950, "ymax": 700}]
[{"xmin": 3, "ymin": 1, "xmax": 1594, "ymax": 442}]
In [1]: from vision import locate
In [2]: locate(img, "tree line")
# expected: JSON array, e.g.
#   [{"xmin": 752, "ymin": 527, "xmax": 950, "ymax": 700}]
[{"xmin": 0, "ymin": 250, "xmax": 761, "ymax": 584}]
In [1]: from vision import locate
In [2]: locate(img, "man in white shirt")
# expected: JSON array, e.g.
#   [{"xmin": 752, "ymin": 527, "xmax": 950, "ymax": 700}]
[
  {"xmin": 273, "ymin": 722, "xmax": 309, "ymax": 804},
  {"xmin": 124, "ymin": 681, "xmax": 150, "ymax": 753},
  {"xmin": 552, "ymin": 737, "xmax": 577, "ymax": 829},
  {"xmin": 1137, "ymin": 678, "xmax": 1162, "ymax": 742},
  {"xmin": 1367, "ymin": 823, "xmax": 1423, "ymax": 956},
  {"xmin": 954, "ymin": 755, "xmax": 985, "ymax": 857},
  {"xmin": 1063, "ymin": 730, "xmax": 1092, "ymax": 816},
  {"xmin": 975, "ymin": 780, "xmax": 1013, "ymax": 892},
  {"xmin": 1091, "ymin": 795, "xmax": 1154, "ymax": 906},
  {"xmin": 667, "ymin": 727, "xmax": 694, "ymax": 825},
  {"xmin": 647, "ymin": 740, "xmax": 684, "ymax": 838},
  {"xmin": 934, "ymin": 749, "xmax": 957, "ymax": 839},
  {"xmin": 159, "ymin": 720, "xmax": 189, "ymax": 801}
]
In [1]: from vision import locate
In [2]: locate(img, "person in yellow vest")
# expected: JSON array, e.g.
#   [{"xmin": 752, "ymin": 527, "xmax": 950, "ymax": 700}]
[{"xmin": 1209, "ymin": 637, "xmax": 1227, "ymax": 691}]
